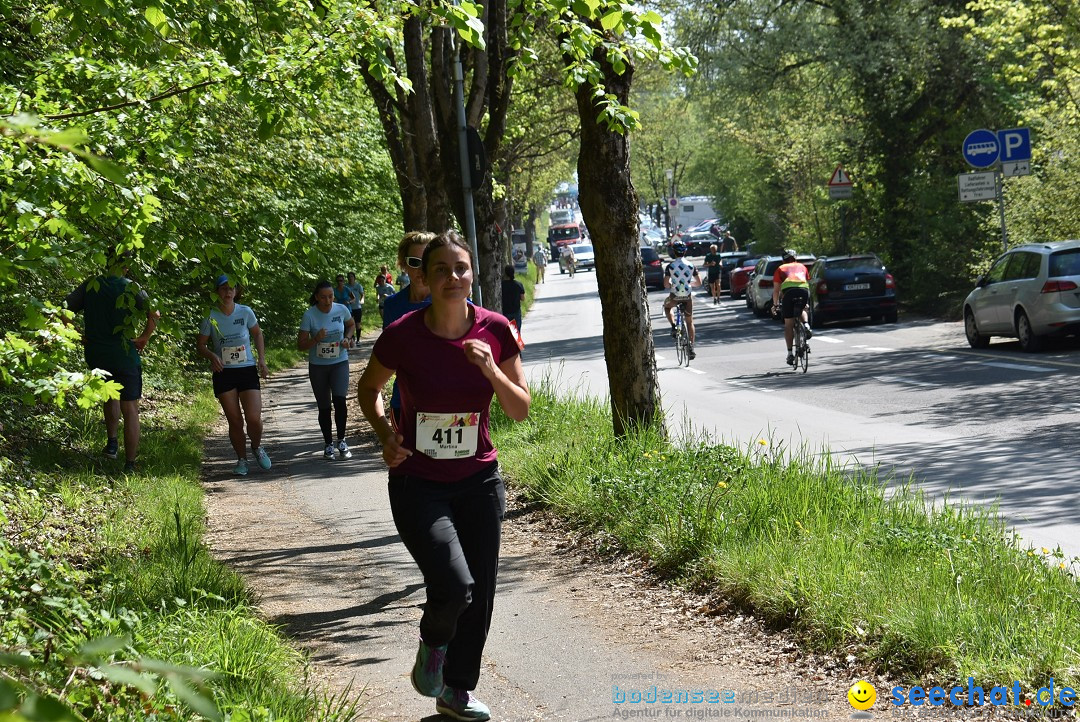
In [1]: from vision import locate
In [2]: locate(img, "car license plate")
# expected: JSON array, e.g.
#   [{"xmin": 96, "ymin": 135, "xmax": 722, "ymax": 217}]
[{"xmin": 845, "ymin": 283, "xmax": 871, "ymax": 291}]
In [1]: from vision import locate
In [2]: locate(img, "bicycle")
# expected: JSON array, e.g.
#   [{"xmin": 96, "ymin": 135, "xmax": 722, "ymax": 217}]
[
  {"xmin": 672, "ymin": 298, "xmax": 692, "ymax": 367},
  {"xmin": 773, "ymin": 296, "xmax": 810, "ymax": 373},
  {"xmin": 790, "ymin": 299, "xmax": 810, "ymax": 373}
]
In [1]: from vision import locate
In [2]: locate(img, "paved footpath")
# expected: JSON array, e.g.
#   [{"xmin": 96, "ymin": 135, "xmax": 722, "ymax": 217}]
[{"xmin": 200, "ymin": 331, "xmax": 913, "ymax": 722}]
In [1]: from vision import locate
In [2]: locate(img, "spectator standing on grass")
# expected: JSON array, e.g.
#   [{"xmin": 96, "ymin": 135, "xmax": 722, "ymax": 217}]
[
  {"xmin": 64, "ymin": 249, "xmax": 160, "ymax": 474},
  {"xmin": 500, "ymin": 264, "xmax": 525, "ymax": 332},
  {"xmin": 196, "ymin": 274, "xmax": 271, "ymax": 476},
  {"xmin": 345, "ymin": 272, "xmax": 365, "ymax": 334},
  {"xmin": 533, "ymin": 245, "xmax": 547, "ymax": 284},
  {"xmin": 357, "ymin": 230, "xmax": 530, "ymax": 722},
  {"xmin": 297, "ymin": 280, "xmax": 356, "ymax": 460}
]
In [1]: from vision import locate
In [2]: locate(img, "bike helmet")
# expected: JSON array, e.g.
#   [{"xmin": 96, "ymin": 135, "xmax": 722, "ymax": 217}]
[
  {"xmin": 670, "ymin": 240, "xmax": 687, "ymax": 257},
  {"xmin": 783, "ymin": 248, "xmax": 797, "ymax": 261}
]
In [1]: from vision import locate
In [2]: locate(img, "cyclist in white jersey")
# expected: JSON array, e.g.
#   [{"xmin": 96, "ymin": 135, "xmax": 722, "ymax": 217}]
[{"xmin": 663, "ymin": 240, "xmax": 702, "ymax": 360}]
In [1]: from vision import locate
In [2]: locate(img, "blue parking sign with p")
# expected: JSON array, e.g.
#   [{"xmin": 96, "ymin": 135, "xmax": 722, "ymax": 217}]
[
  {"xmin": 997, "ymin": 128, "xmax": 1031, "ymax": 163},
  {"xmin": 963, "ymin": 129, "xmax": 999, "ymax": 168}
]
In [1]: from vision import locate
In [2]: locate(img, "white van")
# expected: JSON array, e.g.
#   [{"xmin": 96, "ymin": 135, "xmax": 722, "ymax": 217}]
[
  {"xmin": 549, "ymin": 208, "xmax": 574, "ymax": 226},
  {"xmin": 675, "ymin": 197, "xmax": 719, "ymax": 230}
]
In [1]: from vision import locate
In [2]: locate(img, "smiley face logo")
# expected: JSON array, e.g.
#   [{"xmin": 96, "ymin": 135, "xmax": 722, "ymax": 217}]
[{"xmin": 848, "ymin": 680, "xmax": 876, "ymax": 711}]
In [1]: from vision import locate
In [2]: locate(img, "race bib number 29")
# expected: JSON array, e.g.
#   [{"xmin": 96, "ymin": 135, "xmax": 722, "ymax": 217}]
[
  {"xmin": 222, "ymin": 344, "xmax": 247, "ymax": 366},
  {"xmin": 416, "ymin": 411, "xmax": 481, "ymax": 459}
]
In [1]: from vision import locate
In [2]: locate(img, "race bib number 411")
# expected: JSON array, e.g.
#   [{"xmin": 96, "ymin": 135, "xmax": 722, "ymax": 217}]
[{"xmin": 416, "ymin": 411, "xmax": 481, "ymax": 459}]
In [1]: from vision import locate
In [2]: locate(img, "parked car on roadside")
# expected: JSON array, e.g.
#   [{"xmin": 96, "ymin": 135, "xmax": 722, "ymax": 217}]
[
  {"xmin": 675, "ymin": 230, "xmax": 714, "ymax": 257},
  {"xmin": 718, "ymin": 251, "xmax": 752, "ymax": 291},
  {"xmin": 747, "ymin": 254, "xmax": 817, "ymax": 317},
  {"xmin": 962, "ymin": 240, "xmax": 1080, "ymax": 351},
  {"xmin": 641, "ymin": 245, "xmax": 664, "ymax": 289},
  {"xmin": 729, "ymin": 258, "xmax": 760, "ymax": 299},
  {"xmin": 808, "ymin": 254, "xmax": 898, "ymax": 327}
]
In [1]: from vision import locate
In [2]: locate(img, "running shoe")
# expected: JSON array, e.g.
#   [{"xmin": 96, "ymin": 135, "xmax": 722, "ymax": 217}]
[
  {"xmin": 435, "ymin": 687, "xmax": 491, "ymax": 721},
  {"xmin": 254, "ymin": 447, "xmax": 272, "ymax": 470},
  {"xmin": 411, "ymin": 638, "xmax": 447, "ymax": 697},
  {"xmin": 337, "ymin": 439, "xmax": 352, "ymax": 459},
  {"xmin": 324, "ymin": 443, "xmax": 336, "ymax": 459},
  {"xmin": 786, "ymin": 353, "xmax": 795, "ymax": 366},
  {"xmin": 234, "ymin": 458, "xmax": 249, "ymax": 476},
  {"xmin": 122, "ymin": 460, "xmax": 137, "ymax": 474},
  {"xmin": 103, "ymin": 438, "xmax": 119, "ymax": 459}
]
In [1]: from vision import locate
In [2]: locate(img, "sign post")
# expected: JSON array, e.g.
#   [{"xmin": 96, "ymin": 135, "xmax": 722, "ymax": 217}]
[
  {"xmin": 826, "ymin": 165, "xmax": 853, "ymax": 251},
  {"xmin": 960, "ymin": 127, "xmax": 1031, "ymax": 250}
]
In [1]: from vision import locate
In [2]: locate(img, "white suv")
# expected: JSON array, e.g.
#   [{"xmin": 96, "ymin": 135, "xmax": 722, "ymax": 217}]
[{"xmin": 963, "ymin": 240, "xmax": 1080, "ymax": 351}]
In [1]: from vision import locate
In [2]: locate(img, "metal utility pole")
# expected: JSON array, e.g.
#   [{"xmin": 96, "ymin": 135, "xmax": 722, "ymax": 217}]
[{"xmin": 453, "ymin": 37, "xmax": 483, "ymax": 306}]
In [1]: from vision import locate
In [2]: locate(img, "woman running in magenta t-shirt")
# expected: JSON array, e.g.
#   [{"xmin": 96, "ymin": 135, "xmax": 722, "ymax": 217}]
[{"xmin": 357, "ymin": 230, "xmax": 530, "ymax": 722}]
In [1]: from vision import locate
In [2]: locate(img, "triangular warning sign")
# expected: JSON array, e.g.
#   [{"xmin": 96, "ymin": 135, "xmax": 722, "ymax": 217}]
[{"xmin": 828, "ymin": 165, "xmax": 852, "ymax": 186}]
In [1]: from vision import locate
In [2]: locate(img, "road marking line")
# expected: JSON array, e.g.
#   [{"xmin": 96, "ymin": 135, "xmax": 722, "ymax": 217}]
[
  {"xmin": 655, "ymin": 354, "xmax": 667, "ymax": 361},
  {"xmin": 865, "ymin": 346, "xmax": 894, "ymax": 352},
  {"xmin": 686, "ymin": 367, "xmax": 706, "ymax": 375},
  {"xmin": 873, "ymin": 375, "xmax": 940, "ymax": 388},
  {"xmin": 982, "ymin": 361, "xmax": 1055, "ymax": 373},
  {"xmin": 814, "ymin": 336, "xmax": 843, "ymax": 344}
]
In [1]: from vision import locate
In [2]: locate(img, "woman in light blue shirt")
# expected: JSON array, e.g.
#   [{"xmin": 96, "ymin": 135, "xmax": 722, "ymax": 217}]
[
  {"xmin": 298, "ymin": 280, "xmax": 356, "ymax": 460},
  {"xmin": 196, "ymin": 274, "xmax": 272, "ymax": 476}
]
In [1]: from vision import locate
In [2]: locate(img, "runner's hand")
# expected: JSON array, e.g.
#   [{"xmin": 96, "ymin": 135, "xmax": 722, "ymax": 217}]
[
  {"xmin": 314, "ymin": 328, "xmax": 327, "ymax": 342},
  {"xmin": 257, "ymin": 360, "xmax": 269, "ymax": 378},
  {"xmin": 463, "ymin": 339, "xmax": 497, "ymax": 379},
  {"xmin": 382, "ymin": 432, "xmax": 411, "ymax": 468},
  {"xmin": 210, "ymin": 355, "xmax": 225, "ymax": 373}
]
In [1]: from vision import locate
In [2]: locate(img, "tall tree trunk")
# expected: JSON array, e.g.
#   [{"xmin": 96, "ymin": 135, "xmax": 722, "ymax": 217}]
[{"xmin": 574, "ymin": 56, "xmax": 662, "ymax": 436}]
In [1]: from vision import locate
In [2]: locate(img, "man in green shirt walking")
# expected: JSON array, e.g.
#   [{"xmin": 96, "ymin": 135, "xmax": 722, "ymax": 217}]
[{"xmin": 65, "ymin": 252, "xmax": 160, "ymax": 472}]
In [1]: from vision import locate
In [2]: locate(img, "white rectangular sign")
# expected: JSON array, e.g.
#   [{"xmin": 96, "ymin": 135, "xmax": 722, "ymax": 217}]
[
  {"xmin": 1002, "ymin": 160, "xmax": 1031, "ymax": 177},
  {"xmin": 958, "ymin": 171, "xmax": 997, "ymax": 202}
]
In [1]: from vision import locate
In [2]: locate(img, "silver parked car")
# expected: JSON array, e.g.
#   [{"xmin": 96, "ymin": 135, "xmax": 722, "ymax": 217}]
[{"xmin": 963, "ymin": 240, "xmax": 1080, "ymax": 351}]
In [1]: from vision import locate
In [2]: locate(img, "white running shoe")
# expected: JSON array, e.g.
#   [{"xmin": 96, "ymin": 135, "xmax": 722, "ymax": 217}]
[{"xmin": 337, "ymin": 439, "xmax": 352, "ymax": 459}]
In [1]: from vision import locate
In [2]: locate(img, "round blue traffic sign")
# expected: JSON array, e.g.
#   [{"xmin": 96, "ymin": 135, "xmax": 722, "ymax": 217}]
[{"xmin": 963, "ymin": 129, "xmax": 999, "ymax": 168}]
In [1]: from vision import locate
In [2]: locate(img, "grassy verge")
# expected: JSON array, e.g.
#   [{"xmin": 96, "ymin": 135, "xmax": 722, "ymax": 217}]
[
  {"xmin": 0, "ymin": 356, "xmax": 356, "ymax": 721},
  {"xmin": 491, "ymin": 385, "xmax": 1080, "ymax": 693}
]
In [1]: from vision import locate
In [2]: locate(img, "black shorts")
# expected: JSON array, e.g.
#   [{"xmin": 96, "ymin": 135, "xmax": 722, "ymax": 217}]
[
  {"xmin": 781, "ymin": 287, "xmax": 810, "ymax": 319},
  {"xmin": 351, "ymin": 308, "xmax": 363, "ymax": 326},
  {"xmin": 100, "ymin": 366, "xmax": 143, "ymax": 401},
  {"xmin": 707, "ymin": 268, "xmax": 721, "ymax": 282},
  {"xmin": 212, "ymin": 365, "xmax": 261, "ymax": 396}
]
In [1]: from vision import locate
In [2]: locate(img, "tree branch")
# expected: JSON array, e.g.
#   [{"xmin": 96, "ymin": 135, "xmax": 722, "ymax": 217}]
[{"xmin": 44, "ymin": 80, "xmax": 220, "ymax": 121}]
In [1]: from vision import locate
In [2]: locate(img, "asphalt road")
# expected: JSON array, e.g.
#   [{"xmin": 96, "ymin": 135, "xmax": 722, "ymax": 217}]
[{"xmin": 522, "ymin": 265, "xmax": 1080, "ymax": 563}]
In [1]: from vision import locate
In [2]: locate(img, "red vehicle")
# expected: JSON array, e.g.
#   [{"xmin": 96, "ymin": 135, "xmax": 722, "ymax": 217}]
[{"xmin": 728, "ymin": 258, "xmax": 760, "ymax": 299}]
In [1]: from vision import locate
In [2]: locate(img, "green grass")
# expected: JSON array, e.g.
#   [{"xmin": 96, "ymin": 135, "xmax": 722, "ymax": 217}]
[
  {"xmin": 0, "ymin": 371, "xmax": 359, "ymax": 721},
  {"xmin": 491, "ymin": 384, "xmax": 1080, "ymax": 692}
]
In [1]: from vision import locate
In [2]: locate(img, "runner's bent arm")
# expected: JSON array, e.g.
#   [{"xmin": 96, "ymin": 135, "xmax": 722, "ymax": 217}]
[
  {"xmin": 250, "ymin": 324, "xmax": 270, "ymax": 377},
  {"xmin": 356, "ymin": 355, "xmax": 411, "ymax": 467},
  {"xmin": 462, "ymin": 340, "xmax": 531, "ymax": 421},
  {"xmin": 196, "ymin": 333, "xmax": 224, "ymax": 373}
]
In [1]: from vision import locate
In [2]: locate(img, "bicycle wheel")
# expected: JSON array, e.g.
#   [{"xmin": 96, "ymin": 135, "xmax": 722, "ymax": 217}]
[
  {"xmin": 680, "ymin": 316, "xmax": 691, "ymax": 366},
  {"xmin": 799, "ymin": 339, "xmax": 809, "ymax": 373},
  {"xmin": 674, "ymin": 313, "xmax": 686, "ymax": 366}
]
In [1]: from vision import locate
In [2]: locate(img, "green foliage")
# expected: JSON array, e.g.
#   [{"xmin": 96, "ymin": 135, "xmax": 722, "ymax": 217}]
[
  {"xmin": 1, "ymin": 382, "xmax": 358, "ymax": 721},
  {"xmin": 2, "ymin": 0, "xmax": 401, "ymax": 412}
]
